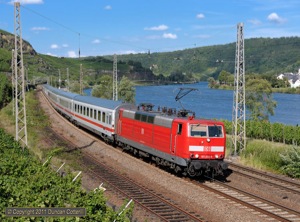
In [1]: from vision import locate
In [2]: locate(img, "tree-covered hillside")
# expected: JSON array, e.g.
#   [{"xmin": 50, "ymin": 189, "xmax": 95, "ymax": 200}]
[
  {"xmin": 110, "ymin": 37, "xmax": 300, "ymax": 81},
  {"xmin": 2, "ymin": 28, "xmax": 300, "ymax": 85}
]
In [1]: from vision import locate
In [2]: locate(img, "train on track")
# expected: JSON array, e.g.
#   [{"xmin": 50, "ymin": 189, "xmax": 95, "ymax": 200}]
[{"xmin": 42, "ymin": 84, "xmax": 228, "ymax": 177}]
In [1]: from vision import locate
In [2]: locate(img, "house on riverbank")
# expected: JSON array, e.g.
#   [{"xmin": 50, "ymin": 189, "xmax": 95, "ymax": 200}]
[{"xmin": 277, "ymin": 70, "xmax": 300, "ymax": 88}]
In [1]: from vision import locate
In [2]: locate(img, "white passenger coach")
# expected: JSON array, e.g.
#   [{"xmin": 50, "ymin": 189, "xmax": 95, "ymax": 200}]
[{"xmin": 42, "ymin": 84, "xmax": 135, "ymax": 143}]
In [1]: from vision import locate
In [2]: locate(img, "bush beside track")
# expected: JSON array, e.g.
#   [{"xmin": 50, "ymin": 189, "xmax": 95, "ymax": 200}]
[
  {"xmin": 223, "ymin": 120, "xmax": 300, "ymax": 145},
  {"xmin": 0, "ymin": 128, "xmax": 133, "ymax": 221}
]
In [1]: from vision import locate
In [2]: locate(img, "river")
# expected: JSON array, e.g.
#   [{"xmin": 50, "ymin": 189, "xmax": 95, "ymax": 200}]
[{"xmin": 85, "ymin": 82, "xmax": 300, "ymax": 126}]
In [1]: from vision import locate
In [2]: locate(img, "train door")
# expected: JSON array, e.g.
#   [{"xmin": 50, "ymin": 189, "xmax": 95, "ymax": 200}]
[{"xmin": 171, "ymin": 122, "xmax": 184, "ymax": 154}]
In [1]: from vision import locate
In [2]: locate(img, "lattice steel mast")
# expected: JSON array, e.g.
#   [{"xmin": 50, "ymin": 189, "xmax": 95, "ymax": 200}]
[
  {"xmin": 11, "ymin": 50, "xmax": 15, "ymax": 115},
  {"xmin": 232, "ymin": 22, "xmax": 246, "ymax": 155},
  {"xmin": 80, "ymin": 64, "xmax": 83, "ymax": 95},
  {"xmin": 113, "ymin": 54, "xmax": 118, "ymax": 101},
  {"xmin": 66, "ymin": 67, "xmax": 69, "ymax": 91},
  {"xmin": 14, "ymin": 2, "xmax": 28, "ymax": 147}
]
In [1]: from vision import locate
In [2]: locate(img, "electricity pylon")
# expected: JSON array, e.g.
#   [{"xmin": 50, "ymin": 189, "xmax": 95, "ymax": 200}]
[
  {"xmin": 80, "ymin": 64, "xmax": 83, "ymax": 94},
  {"xmin": 232, "ymin": 22, "xmax": 246, "ymax": 155},
  {"xmin": 11, "ymin": 50, "xmax": 15, "ymax": 115},
  {"xmin": 113, "ymin": 54, "xmax": 118, "ymax": 101},
  {"xmin": 14, "ymin": 2, "xmax": 28, "ymax": 148}
]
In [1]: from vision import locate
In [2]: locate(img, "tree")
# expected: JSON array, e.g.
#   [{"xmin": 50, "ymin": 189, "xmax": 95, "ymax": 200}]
[
  {"xmin": 218, "ymin": 70, "xmax": 230, "ymax": 85},
  {"xmin": 245, "ymin": 78, "xmax": 277, "ymax": 121},
  {"xmin": 92, "ymin": 75, "xmax": 136, "ymax": 103},
  {"xmin": 207, "ymin": 77, "xmax": 217, "ymax": 88},
  {"xmin": 118, "ymin": 76, "xmax": 135, "ymax": 103},
  {"xmin": 92, "ymin": 75, "xmax": 113, "ymax": 99},
  {"xmin": 0, "ymin": 74, "xmax": 12, "ymax": 109}
]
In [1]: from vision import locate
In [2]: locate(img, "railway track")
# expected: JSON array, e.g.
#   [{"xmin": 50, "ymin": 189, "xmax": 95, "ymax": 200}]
[
  {"xmin": 187, "ymin": 162, "xmax": 300, "ymax": 222},
  {"xmin": 228, "ymin": 162, "xmax": 300, "ymax": 196},
  {"xmin": 50, "ymin": 128, "xmax": 207, "ymax": 222},
  {"xmin": 39, "ymin": 89, "xmax": 206, "ymax": 222},
  {"xmin": 79, "ymin": 153, "xmax": 206, "ymax": 222},
  {"xmin": 200, "ymin": 179, "xmax": 300, "ymax": 222}
]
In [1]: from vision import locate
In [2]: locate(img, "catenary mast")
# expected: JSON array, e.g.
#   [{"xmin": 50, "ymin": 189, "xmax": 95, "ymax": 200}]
[
  {"xmin": 113, "ymin": 54, "xmax": 118, "ymax": 101},
  {"xmin": 14, "ymin": 2, "xmax": 28, "ymax": 148},
  {"xmin": 232, "ymin": 22, "xmax": 246, "ymax": 155}
]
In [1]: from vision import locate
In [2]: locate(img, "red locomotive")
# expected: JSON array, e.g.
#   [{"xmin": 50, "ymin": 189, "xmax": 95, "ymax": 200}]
[
  {"xmin": 43, "ymin": 85, "xmax": 228, "ymax": 177},
  {"xmin": 117, "ymin": 104, "xmax": 227, "ymax": 176}
]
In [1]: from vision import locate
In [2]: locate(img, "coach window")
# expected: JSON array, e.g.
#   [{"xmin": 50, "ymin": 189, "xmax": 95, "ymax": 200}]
[
  {"xmin": 102, "ymin": 112, "xmax": 106, "ymax": 123},
  {"xmin": 177, "ymin": 124, "xmax": 182, "ymax": 135},
  {"xmin": 75, "ymin": 104, "xmax": 78, "ymax": 113},
  {"xmin": 80, "ymin": 106, "xmax": 83, "ymax": 114},
  {"xmin": 83, "ymin": 107, "xmax": 86, "ymax": 116},
  {"xmin": 108, "ymin": 114, "xmax": 112, "ymax": 124},
  {"xmin": 98, "ymin": 111, "xmax": 101, "ymax": 121},
  {"xmin": 89, "ymin": 108, "xmax": 93, "ymax": 118},
  {"xmin": 94, "ymin": 109, "xmax": 96, "ymax": 119}
]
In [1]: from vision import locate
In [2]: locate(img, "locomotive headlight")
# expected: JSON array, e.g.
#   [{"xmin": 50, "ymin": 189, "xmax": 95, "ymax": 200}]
[
  {"xmin": 195, "ymin": 154, "xmax": 199, "ymax": 159},
  {"xmin": 215, "ymin": 154, "xmax": 219, "ymax": 159}
]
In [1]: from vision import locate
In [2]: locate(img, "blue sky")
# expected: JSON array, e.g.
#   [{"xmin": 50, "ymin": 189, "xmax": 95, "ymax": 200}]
[{"xmin": 1, "ymin": 0, "xmax": 300, "ymax": 57}]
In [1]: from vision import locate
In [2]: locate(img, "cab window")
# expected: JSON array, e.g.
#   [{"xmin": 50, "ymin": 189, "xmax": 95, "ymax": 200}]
[
  {"xmin": 190, "ymin": 124, "xmax": 207, "ymax": 137},
  {"xmin": 208, "ymin": 125, "xmax": 223, "ymax": 137},
  {"xmin": 177, "ymin": 124, "xmax": 182, "ymax": 135}
]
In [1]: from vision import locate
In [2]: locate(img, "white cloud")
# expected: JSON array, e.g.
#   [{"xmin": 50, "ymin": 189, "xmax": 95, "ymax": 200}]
[
  {"xmin": 31, "ymin": 27, "xmax": 49, "ymax": 31},
  {"xmin": 92, "ymin": 39, "xmax": 101, "ymax": 44},
  {"xmin": 67, "ymin": 51, "xmax": 77, "ymax": 58},
  {"xmin": 50, "ymin": 44, "xmax": 59, "ymax": 49},
  {"xmin": 46, "ymin": 52, "xmax": 57, "ymax": 57},
  {"xmin": 162, "ymin": 33, "xmax": 177, "ymax": 39},
  {"xmin": 248, "ymin": 19, "xmax": 262, "ymax": 26},
  {"xmin": 267, "ymin": 12, "xmax": 286, "ymax": 24},
  {"xmin": 144, "ymin": 24, "xmax": 169, "ymax": 31},
  {"xmin": 62, "ymin": 44, "xmax": 69, "ymax": 48},
  {"xmin": 104, "ymin": 5, "xmax": 112, "ymax": 10},
  {"xmin": 196, "ymin": 13, "xmax": 205, "ymax": 19},
  {"xmin": 9, "ymin": 0, "xmax": 43, "ymax": 5}
]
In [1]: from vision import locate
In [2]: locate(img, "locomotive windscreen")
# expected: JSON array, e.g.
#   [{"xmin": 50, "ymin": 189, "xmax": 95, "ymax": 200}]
[
  {"xmin": 208, "ymin": 125, "xmax": 223, "ymax": 137},
  {"xmin": 190, "ymin": 124, "xmax": 223, "ymax": 138}
]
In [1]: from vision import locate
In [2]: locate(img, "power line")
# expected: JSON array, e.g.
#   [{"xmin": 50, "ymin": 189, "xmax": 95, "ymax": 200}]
[{"xmin": 21, "ymin": 5, "xmax": 80, "ymax": 35}]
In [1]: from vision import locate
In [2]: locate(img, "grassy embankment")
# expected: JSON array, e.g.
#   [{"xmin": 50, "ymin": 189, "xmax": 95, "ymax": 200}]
[
  {"xmin": 0, "ymin": 90, "xmax": 298, "ymax": 178},
  {"xmin": 225, "ymin": 137, "xmax": 294, "ymax": 175},
  {"xmin": 0, "ymin": 90, "xmax": 82, "ymax": 172}
]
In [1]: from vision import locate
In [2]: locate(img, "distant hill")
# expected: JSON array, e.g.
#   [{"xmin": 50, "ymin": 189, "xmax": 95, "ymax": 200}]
[
  {"xmin": 107, "ymin": 37, "xmax": 300, "ymax": 81},
  {"xmin": 1, "ymin": 28, "xmax": 300, "ymax": 84}
]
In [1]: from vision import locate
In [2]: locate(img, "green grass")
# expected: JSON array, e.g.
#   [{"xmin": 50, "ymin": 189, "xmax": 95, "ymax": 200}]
[
  {"xmin": 226, "ymin": 136, "xmax": 295, "ymax": 174},
  {"xmin": 0, "ymin": 91, "xmax": 51, "ymax": 159}
]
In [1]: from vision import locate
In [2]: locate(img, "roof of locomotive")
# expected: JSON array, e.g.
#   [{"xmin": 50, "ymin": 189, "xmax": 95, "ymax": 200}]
[
  {"xmin": 43, "ymin": 84, "xmax": 135, "ymax": 110},
  {"xmin": 122, "ymin": 108, "xmax": 225, "ymax": 126},
  {"xmin": 135, "ymin": 102, "xmax": 224, "ymax": 125}
]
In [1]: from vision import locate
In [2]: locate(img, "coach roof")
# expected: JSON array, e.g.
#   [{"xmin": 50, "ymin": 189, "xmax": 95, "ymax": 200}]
[
  {"xmin": 44, "ymin": 84, "xmax": 128, "ymax": 110},
  {"xmin": 44, "ymin": 84, "xmax": 78, "ymax": 100},
  {"xmin": 74, "ymin": 95, "xmax": 125, "ymax": 110}
]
